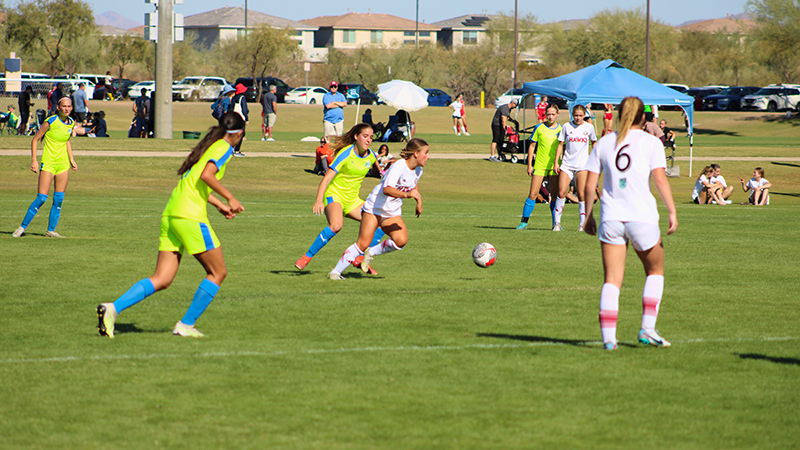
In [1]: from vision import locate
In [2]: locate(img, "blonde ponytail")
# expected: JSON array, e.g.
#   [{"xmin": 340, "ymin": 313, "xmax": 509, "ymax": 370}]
[
  {"xmin": 616, "ymin": 97, "xmax": 645, "ymax": 147},
  {"xmin": 400, "ymin": 138, "xmax": 429, "ymax": 159}
]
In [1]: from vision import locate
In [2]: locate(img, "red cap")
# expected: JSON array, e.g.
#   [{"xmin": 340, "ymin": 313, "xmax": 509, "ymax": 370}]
[
  {"xmin": 235, "ymin": 83, "xmax": 247, "ymax": 94},
  {"xmin": 330, "ymin": 81, "xmax": 338, "ymax": 87}
]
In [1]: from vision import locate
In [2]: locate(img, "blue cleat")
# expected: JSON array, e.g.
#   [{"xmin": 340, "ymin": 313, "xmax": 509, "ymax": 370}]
[
  {"xmin": 516, "ymin": 222, "xmax": 528, "ymax": 230},
  {"xmin": 603, "ymin": 342, "xmax": 618, "ymax": 351}
]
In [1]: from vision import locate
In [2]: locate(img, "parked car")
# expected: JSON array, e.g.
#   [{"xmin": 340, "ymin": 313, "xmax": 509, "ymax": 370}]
[
  {"xmin": 687, "ymin": 87, "xmax": 723, "ymax": 111},
  {"xmin": 741, "ymin": 84, "xmax": 800, "ymax": 112},
  {"xmin": 338, "ymin": 83, "xmax": 381, "ymax": 105},
  {"xmin": 173, "ymin": 76, "xmax": 229, "ymax": 101},
  {"xmin": 93, "ymin": 78, "xmax": 136, "ymax": 100},
  {"xmin": 128, "ymin": 81, "xmax": 155, "ymax": 100},
  {"xmin": 424, "ymin": 88, "xmax": 452, "ymax": 107},
  {"xmin": 702, "ymin": 86, "xmax": 760, "ymax": 111},
  {"xmin": 663, "ymin": 83, "xmax": 689, "ymax": 93},
  {"xmin": 60, "ymin": 79, "xmax": 95, "ymax": 98},
  {"xmin": 284, "ymin": 86, "xmax": 328, "ymax": 104},
  {"xmin": 234, "ymin": 77, "xmax": 292, "ymax": 103},
  {"xmin": 494, "ymin": 88, "xmax": 525, "ymax": 108}
]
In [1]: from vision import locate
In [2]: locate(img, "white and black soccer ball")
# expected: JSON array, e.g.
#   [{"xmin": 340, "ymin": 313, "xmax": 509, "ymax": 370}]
[{"xmin": 472, "ymin": 243, "xmax": 497, "ymax": 268}]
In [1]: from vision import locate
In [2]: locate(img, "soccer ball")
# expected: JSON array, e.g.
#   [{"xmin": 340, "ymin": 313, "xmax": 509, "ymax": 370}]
[{"xmin": 472, "ymin": 243, "xmax": 497, "ymax": 268}]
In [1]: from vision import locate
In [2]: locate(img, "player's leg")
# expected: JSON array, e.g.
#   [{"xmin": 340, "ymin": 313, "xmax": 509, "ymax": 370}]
[
  {"xmin": 346, "ymin": 202, "xmax": 384, "ymax": 247},
  {"xmin": 296, "ymin": 201, "xmax": 345, "ymax": 270},
  {"xmin": 599, "ymin": 241, "xmax": 627, "ymax": 349},
  {"xmin": 330, "ymin": 212, "xmax": 380, "ymax": 278},
  {"xmin": 574, "ymin": 170, "xmax": 588, "ymax": 230},
  {"xmin": 757, "ymin": 189, "xmax": 769, "ymax": 206},
  {"xmin": 548, "ymin": 174, "xmax": 561, "ymax": 230},
  {"xmin": 518, "ymin": 174, "xmax": 544, "ymax": 229},
  {"xmin": 363, "ymin": 216, "xmax": 406, "ymax": 267},
  {"xmin": 634, "ymin": 232, "xmax": 670, "ymax": 347},
  {"xmin": 554, "ymin": 171, "xmax": 571, "ymax": 230},
  {"xmin": 15, "ymin": 170, "xmax": 56, "ymax": 237},
  {"xmin": 46, "ymin": 170, "xmax": 70, "ymax": 236},
  {"xmin": 172, "ymin": 247, "xmax": 226, "ymax": 337}
]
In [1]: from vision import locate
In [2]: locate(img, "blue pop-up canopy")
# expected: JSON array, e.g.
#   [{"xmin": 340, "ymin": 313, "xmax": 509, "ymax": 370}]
[{"xmin": 522, "ymin": 59, "xmax": 696, "ymax": 175}]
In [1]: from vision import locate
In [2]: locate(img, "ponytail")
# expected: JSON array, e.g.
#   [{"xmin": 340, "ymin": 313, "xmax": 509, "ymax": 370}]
[
  {"xmin": 178, "ymin": 112, "xmax": 244, "ymax": 175},
  {"xmin": 332, "ymin": 123, "xmax": 373, "ymax": 157},
  {"xmin": 399, "ymin": 138, "xmax": 429, "ymax": 160},
  {"xmin": 616, "ymin": 97, "xmax": 645, "ymax": 147}
]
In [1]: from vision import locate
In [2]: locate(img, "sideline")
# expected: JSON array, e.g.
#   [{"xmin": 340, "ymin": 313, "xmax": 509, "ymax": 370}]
[
  {"xmin": 1, "ymin": 336, "xmax": 796, "ymax": 365},
  {"xmin": 1, "ymin": 150, "xmax": 799, "ymax": 161}
]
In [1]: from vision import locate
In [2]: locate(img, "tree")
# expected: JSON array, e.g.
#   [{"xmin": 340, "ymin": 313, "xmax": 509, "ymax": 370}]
[
  {"xmin": 747, "ymin": 0, "xmax": 800, "ymax": 83},
  {"xmin": 216, "ymin": 25, "xmax": 301, "ymax": 100},
  {"xmin": 104, "ymin": 35, "xmax": 148, "ymax": 81},
  {"xmin": 3, "ymin": 0, "xmax": 95, "ymax": 76}
]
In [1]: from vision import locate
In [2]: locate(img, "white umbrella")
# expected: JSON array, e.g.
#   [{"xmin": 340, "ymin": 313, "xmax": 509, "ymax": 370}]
[{"xmin": 377, "ymin": 80, "xmax": 429, "ymax": 112}]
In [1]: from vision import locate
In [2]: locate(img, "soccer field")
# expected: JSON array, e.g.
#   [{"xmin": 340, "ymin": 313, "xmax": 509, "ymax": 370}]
[{"xmin": 1, "ymin": 107, "xmax": 799, "ymax": 449}]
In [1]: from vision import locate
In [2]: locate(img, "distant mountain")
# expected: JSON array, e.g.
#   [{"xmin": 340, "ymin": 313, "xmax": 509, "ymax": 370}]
[{"xmin": 95, "ymin": 11, "xmax": 141, "ymax": 30}]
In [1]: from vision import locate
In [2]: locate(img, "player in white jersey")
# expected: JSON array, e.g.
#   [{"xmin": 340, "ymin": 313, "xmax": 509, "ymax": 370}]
[
  {"xmin": 329, "ymin": 138, "xmax": 429, "ymax": 279},
  {"xmin": 553, "ymin": 104, "xmax": 597, "ymax": 231},
  {"xmin": 583, "ymin": 97, "xmax": 678, "ymax": 351}
]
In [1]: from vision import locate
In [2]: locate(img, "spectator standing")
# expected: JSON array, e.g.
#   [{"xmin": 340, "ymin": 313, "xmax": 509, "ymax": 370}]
[
  {"xmin": 709, "ymin": 163, "xmax": 733, "ymax": 204},
  {"xmin": 132, "ymin": 88, "xmax": 150, "ymax": 138},
  {"xmin": 229, "ymin": 83, "xmax": 249, "ymax": 156},
  {"xmin": 450, "ymin": 94, "xmax": 464, "ymax": 136},
  {"xmin": 47, "ymin": 83, "xmax": 62, "ymax": 116},
  {"xmin": 322, "ymin": 81, "xmax": 347, "ymax": 138},
  {"xmin": 490, "ymin": 99, "xmax": 518, "ymax": 162},
  {"xmin": 261, "ymin": 85, "xmax": 278, "ymax": 141},
  {"xmin": 536, "ymin": 95, "xmax": 548, "ymax": 123},
  {"xmin": 73, "ymin": 83, "xmax": 89, "ymax": 125},
  {"xmin": 18, "ymin": 86, "xmax": 33, "ymax": 135},
  {"xmin": 602, "ymin": 104, "xmax": 614, "ymax": 136}
]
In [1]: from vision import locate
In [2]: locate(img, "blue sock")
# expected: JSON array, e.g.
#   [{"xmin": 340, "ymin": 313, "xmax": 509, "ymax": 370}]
[
  {"xmin": 21, "ymin": 193, "xmax": 48, "ymax": 228},
  {"xmin": 181, "ymin": 279, "xmax": 220, "ymax": 326},
  {"xmin": 370, "ymin": 228, "xmax": 385, "ymax": 247},
  {"xmin": 550, "ymin": 200, "xmax": 557, "ymax": 225},
  {"xmin": 305, "ymin": 226, "xmax": 336, "ymax": 258},
  {"xmin": 113, "ymin": 278, "xmax": 156, "ymax": 313},
  {"xmin": 521, "ymin": 197, "xmax": 536, "ymax": 221},
  {"xmin": 47, "ymin": 192, "xmax": 64, "ymax": 232}
]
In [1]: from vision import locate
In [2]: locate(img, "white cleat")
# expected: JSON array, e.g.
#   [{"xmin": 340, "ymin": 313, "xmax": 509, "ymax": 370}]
[
  {"xmin": 173, "ymin": 321, "xmax": 205, "ymax": 338},
  {"xmin": 45, "ymin": 230, "xmax": 66, "ymax": 238},
  {"xmin": 638, "ymin": 328, "xmax": 671, "ymax": 347},
  {"xmin": 12, "ymin": 226, "xmax": 25, "ymax": 238},
  {"xmin": 552, "ymin": 223, "xmax": 562, "ymax": 232},
  {"xmin": 328, "ymin": 271, "xmax": 345, "ymax": 280}
]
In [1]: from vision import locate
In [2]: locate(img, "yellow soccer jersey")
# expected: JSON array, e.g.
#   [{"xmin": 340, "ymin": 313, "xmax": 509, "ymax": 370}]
[
  {"xmin": 326, "ymin": 145, "xmax": 377, "ymax": 197},
  {"xmin": 42, "ymin": 115, "xmax": 75, "ymax": 164},
  {"xmin": 532, "ymin": 122, "xmax": 562, "ymax": 170},
  {"xmin": 162, "ymin": 139, "xmax": 234, "ymax": 222}
]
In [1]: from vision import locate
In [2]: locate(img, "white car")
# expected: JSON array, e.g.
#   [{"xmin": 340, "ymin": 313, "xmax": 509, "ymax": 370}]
[
  {"xmin": 57, "ymin": 79, "xmax": 95, "ymax": 98},
  {"xmin": 128, "ymin": 81, "xmax": 155, "ymax": 100},
  {"xmin": 741, "ymin": 84, "xmax": 800, "ymax": 112},
  {"xmin": 284, "ymin": 86, "xmax": 328, "ymax": 105},
  {"xmin": 494, "ymin": 88, "xmax": 526, "ymax": 108},
  {"xmin": 172, "ymin": 76, "xmax": 229, "ymax": 101}
]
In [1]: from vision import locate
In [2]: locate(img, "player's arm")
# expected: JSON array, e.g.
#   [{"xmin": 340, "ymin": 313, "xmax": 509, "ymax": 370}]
[
  {"xmin": 200, "ymin": 161, "xmax": 244, "ymax": 216},
  {"xmin": 652, "ymin": 168, "xmax": 678, "ymax": 235},
  {"xmin": 583, "ymin": 170, "xmax": 600, "ymax": 235},
  {"xmin": 526, "ymin": 141, "xmax": 538, "ymax": 176},
  {"xmin": 29, "ymin": 121, "xmax": 50, "ymax": 173},
  {"xmin": 554, "ymin": 141, "xmax": 564, "ymax": 174},
  {"xmin": 66, "ymin": 140, "xmax": 77, "ymax": 171},
  {"xmin": 313, "ymin": 169, "xmax": 337, "ymax": 215}
]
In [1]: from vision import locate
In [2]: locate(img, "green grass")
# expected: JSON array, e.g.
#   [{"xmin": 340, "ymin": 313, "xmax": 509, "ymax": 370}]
[{"xmin": 1, "ymin": 149, "xmax": 799, "ymax": 449}]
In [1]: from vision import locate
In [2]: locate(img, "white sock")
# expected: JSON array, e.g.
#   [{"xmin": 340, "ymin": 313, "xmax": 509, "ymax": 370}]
[
  {"xmin": 554, "ymin": 197, "xmax": 566, "ymax": 224},
  {"xmin": 599, "ymin": 283, "xmax": 620, "ymax": 345},
  {"xmin": 333, "ymin": 243, "xmax": 363, "ymax": 274},
  {"xmin": 454, "ymin": 126, "xmax": 459, "ymax": 135},
  {"xmin": 369, "ymin": 239, "xmax": 402, "ymax": 257},
  {"xmin": 641, "ymin": 275, "xmax": 664, "ymax": 331},
  {"xmin": 579, "ymin": 201, "xmax": 586, "ymax": 228}
]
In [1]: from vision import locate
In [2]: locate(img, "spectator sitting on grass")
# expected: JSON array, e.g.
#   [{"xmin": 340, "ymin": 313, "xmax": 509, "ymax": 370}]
[{"xmin": 739, "ymin": 167, "xmax": 771, "ymax": 206}]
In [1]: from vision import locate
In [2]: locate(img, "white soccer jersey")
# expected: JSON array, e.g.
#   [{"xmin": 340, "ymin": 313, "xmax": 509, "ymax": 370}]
[
  {"xmin": 363, "ymin": 159, "xmax": 423, "ymax": 218},
  {"xmin": 450, "ymin": 101, "xmax": 463, "ymax": 118},
  {"xmin": 710, "ymin": 174, "xmax": 727, "ymax": 187},
  {"xmin": 558, "ymin": 121, "xmax": 597, "ymax": 170},
  {"xmin": 692, "ymin": 174, "xmax": 709, "ymax": 200},
  {"xmin": 587, "ymin": 129, "xmax": 666, "ymax": 224}
]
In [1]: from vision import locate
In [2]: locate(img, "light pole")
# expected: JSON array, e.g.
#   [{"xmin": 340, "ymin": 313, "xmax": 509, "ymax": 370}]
[
  {"xmin": 415, "ymin": 0, "xmax": 419, "ymax": 49},
  {"xmin": 513, "ymin": 0, "xmax": 518, "ymax": 88},
  {"xmin": 645, "ymin": 0, "xmax": 650, "ymax": 77}
]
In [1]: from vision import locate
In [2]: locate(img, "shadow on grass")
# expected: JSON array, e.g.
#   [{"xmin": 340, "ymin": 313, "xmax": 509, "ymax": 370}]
[
  {"xmin": 477, "ymin": 333, "xmax": 640, "ymax": 349},
  {"xmin": 115, "ymin": 323, "xmax": 169, "ymax": 335},
  {"xmin": 737, "ymin": 353, "xmax": 800, "ymax": 367},
  {"xmin": 772, "ymin": 192, "xmax": 800, "ymax": 198},
  {"xmin": 737, "ymin": 114, "xmax": 800, "ymax": 126},
  {"xmin": 771, "ymin": 162, "xmax": 800, "ymax": 169},
  {"xmin": 691, "ymin": 127, "xmax": 740, "ymax": 137},
  {"xmin": 269, "ymin": 270, "xmax": 383, "ymax": 280}
]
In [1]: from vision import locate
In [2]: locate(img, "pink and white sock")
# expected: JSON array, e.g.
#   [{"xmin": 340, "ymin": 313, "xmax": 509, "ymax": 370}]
[
  {"xmin": 368, "ymin": 238, "xmax": 402, "ymax": 257},
  {"xmin": 332, "ymin": 243, "xmax": 363, "ymax": 274},
  {"xmin": 554, "ymin": 197, "xmax": 566, "ymax": 224},
  {"xmin": 599, "ymin": 283, "xmax": 620, "ymax": 345},
  {"xmin": 641, "ymin": 275, "xmax": 664, "ymax": 331},
  {"xmin": 579, "ymin": 201, "xmax": 586, "ymax": 228}
]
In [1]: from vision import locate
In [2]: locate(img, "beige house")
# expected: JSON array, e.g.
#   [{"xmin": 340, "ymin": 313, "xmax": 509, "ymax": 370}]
[
  {"xmin": 433, "ymin": 14, "xmax": 500, "ymax": 49},
  {"xmin": 301, "ymin": 12, "xmax": 438, "ymax": 50},
  {"xmin": 183, "ymin": 7, "xmax": 322, "ymax": 61}
]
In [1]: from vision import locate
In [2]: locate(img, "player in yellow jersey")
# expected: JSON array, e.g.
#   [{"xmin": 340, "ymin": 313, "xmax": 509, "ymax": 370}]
[
  {"xmin": 295, "ymin": 123, "xmax": 383, "ymax": 275},
  {"xmin": 516, "ymin": 104, "xmax": 563, "ymax": 231},
  {"xmin": 13, "ymin": 97, "xmax": 84, "ymax": 238},
  {"xmin": 96, "ymin": 112, "xmax": 246, "ymax": 339}
]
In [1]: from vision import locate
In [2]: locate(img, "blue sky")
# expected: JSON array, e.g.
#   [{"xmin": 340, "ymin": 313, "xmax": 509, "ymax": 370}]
[{"xmin": 83, "ymin": 0, "xmax": 750, "ymax": 27}]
